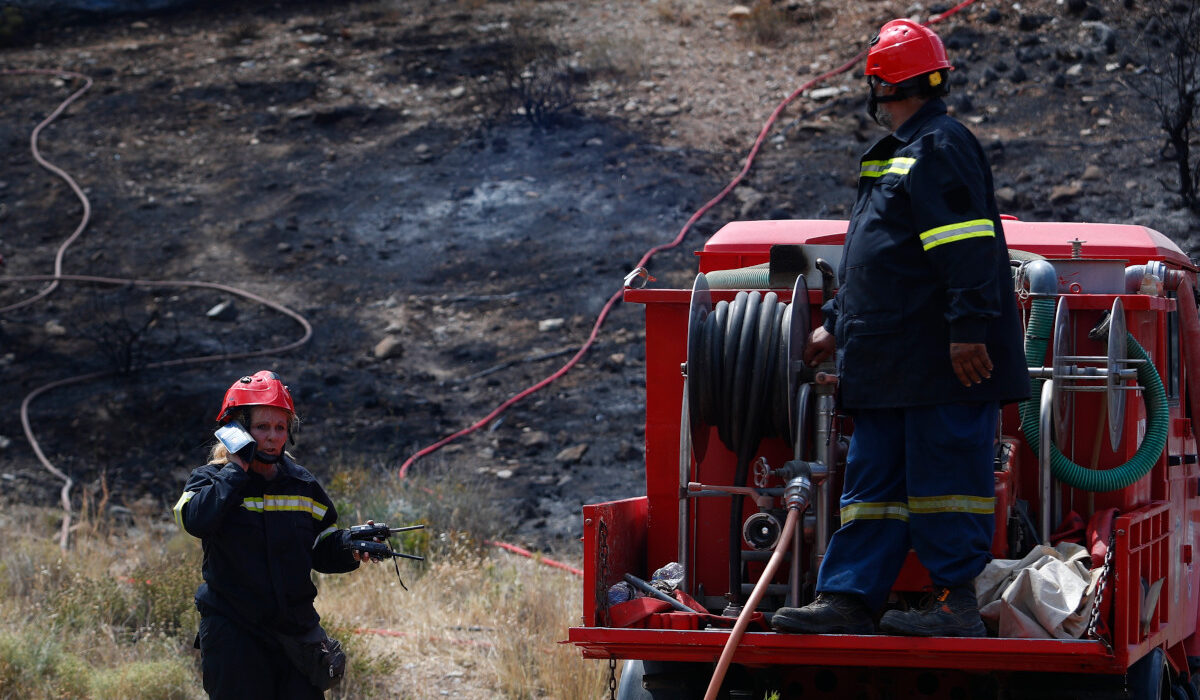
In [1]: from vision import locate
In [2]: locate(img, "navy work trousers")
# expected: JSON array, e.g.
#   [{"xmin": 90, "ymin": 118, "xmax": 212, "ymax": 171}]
[
  {"xmin": 815, "ymin": 402, "xmax": 999, "ymax": 612},
  {"xmin": 198, "ymin": 613, "xmax": 324, "ymax": 700}
]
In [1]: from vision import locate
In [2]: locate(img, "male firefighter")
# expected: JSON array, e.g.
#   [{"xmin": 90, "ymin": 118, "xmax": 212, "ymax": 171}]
[{"xmin": 771, "ymin": 19, "xmax": 1030, "ymax": 637}]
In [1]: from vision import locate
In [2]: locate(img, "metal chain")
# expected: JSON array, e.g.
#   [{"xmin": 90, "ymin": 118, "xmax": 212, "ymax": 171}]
[
  {"xmin": 608, "ymin": 658, "xmax": 618, "ymax": 700},
  {"xmin": 1085, "ymin": 525, "xmax": 1117, "ymax": 654}
]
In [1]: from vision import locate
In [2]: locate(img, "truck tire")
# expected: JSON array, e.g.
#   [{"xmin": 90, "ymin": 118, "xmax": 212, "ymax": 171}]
[
  {"xmin": 1128, "ymin": 648, "xmax": 1170, "ymax": 700},
  {"xmin": 617, "ymin": 660, "xmax": 709, "ymax": 700}
]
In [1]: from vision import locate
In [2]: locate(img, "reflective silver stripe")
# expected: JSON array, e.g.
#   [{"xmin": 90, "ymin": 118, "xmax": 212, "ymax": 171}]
[
  {"xmin": 314, "ymin": 526, "xmax": 338, "ymax": 549},
  {"xmin": 918, "ymin": 219, "xmax": 995, "ymax": 251},
  {"xmin": 173, "ymin": 490, "xmax": 197, "ymax": 529},
  {"xmin": 241, "ymin": 494, "xmax": 326, "ymax": 521},
  {"xmin": 840, "ymin": 501, "xmax": 910, "ymax": 523},
  {"xmin": 861, "ymin": 157, "xmax": 916, "ymax": 178},
  {"xmin": 909, "ymin": 494, "xmax": 995, "ymax": 515}
]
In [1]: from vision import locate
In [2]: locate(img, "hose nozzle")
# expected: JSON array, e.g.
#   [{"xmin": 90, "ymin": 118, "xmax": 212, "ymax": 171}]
[{"xmin": 784, "ymin": 469, "xmax": 813, "ymax": 512}]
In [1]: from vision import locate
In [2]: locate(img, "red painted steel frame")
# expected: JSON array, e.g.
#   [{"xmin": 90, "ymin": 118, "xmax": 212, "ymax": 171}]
[{"xmin": 572, "ymin": 219, "xmax": 1200, "ymax": 681}]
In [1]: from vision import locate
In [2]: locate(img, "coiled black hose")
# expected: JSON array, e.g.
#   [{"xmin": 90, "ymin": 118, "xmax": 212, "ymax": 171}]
[{"xmin": 689, "ymin": 289, "xmax": 797, "ymax": 605}]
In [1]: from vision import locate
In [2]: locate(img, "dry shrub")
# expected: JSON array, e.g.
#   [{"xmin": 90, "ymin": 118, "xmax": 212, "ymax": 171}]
[
  {"xmin": 740, "ymin": 0, "xmax": 793, "ymax": 46},
  {"xmin": 1, "ymin": 461, "xmax": 596, "ymax": 699},
  {"xmin": 0, "ymin": 505, "xmax": 201, "ymax": 699},
  {"xmin": 475, "ymin": 23, "xmax": 581, "ymax": 130},
  {"xmin": 580, "ymin": 36, "xmax": 651, "ymax": 82},
  {"xmin": 655, "ymin": 0, "xmax": 695, "ymax": 26},
  {"xmin": 315, "ymin": 540, "xmax": 606, "ymax": 699}
]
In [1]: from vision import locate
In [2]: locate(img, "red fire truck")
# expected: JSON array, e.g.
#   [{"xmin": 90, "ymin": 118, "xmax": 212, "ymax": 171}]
[{"xmin": 569, "ymin": 218, "xmax": 1200, "ymax": 699}]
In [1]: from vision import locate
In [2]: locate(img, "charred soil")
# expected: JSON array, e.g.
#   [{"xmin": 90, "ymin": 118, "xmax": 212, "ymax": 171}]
[{"xmin": 1, "ymin": 0, "xmax": 1197, "ymax": 548}]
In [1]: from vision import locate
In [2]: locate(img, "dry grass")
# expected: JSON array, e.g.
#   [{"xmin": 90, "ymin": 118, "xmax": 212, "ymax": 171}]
[{"xmin": 0, "ymin": 464, "xmax": 604, "ymax": 699}]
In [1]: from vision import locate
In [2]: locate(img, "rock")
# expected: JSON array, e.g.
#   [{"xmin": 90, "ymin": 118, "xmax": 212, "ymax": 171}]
[
  {"xmin": 1017, "ymin": 14, "xmax": 1051, "ymax": 31},
  {"xmin": 495, "ymin": 469, "xmax": 513, "ymax": 479},
  {"xmin": 0, "ymin": 435, "xmax": 11, "ymax": 450},
  {"xmin": 1049, "ymin": 182, "xmax": 1082, "ymax": 203},
  {"xmin": 1081, "ymin": 164, "xmax": 1104, "ymax": 181},
  {"xmin": 448, "ymin": 85, "xmax": 466, "ymax": 98},
  {"xmin": 555, "ymin": 444, "xmax": 588, "ymax": 463},
  {"xmin": 206, "ymin": 300, "xmax": 237, "ymax": 321},
  {"xmin": 728, "ymin": 5, "xmax": 751, "ymax": 22},
  {"xmin": 44, "ymin": 320, "xmax": 67, "ymax": 336},
  {"xmin": 807, "ymin": 86, "xmax": 846, "ymax": 101},
  {"xmin": 733, "ymin": 186, "xmax": 765, "ymax": 219},
  {"xmin": 995, "ymin": 186, "xmax": 1019, "ymax": 209},
  {"xmin": 374, "ymin": 335, "xmax": 404, "ymax": 360},
  {"xmin": 520, "ymin": 430, "xmax": 550, "ymax": 447},
  {"xmin": 616, "ymin": 441, "xmax": 641, "ymax": 461},
  {"xmin": 538, "ymin": 318, "xmax": 565, "ymax": 332}
]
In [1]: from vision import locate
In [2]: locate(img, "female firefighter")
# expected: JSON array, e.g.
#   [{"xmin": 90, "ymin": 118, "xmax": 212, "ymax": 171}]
[{"xmin": 172, "ymin": 370, "xmax": 377, "ymax": 699}]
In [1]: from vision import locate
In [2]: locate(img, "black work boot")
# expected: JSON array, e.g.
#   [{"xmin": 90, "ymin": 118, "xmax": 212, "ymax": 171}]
[
  {"xmin": 770, "ymin": 593, "xmax": 875, "ymax": 635},
  {"xmin": 878, "ymin": 585, "xmax": 987, "ymax": 637}
]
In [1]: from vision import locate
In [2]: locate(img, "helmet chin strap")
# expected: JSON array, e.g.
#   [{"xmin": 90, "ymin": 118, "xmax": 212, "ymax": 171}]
[
  {"xmin": 866, "ymin": 79, "xmax": 920, "ymax": 126},
  {"xmin": 254, "ymin": 450, "xmax": 283, "ymax": 464}
]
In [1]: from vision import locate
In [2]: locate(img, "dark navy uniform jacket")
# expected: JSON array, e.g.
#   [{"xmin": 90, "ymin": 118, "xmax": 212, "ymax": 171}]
[
  {"xmin": 173, "ymin": 456, "xmax": 358, "ymax": 635},
  {"xmin": 823, "ymin": 98, "xmax": 1030, "ymax": 409}
]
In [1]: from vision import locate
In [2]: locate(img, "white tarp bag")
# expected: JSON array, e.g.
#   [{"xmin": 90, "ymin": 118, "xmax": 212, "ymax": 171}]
[{"xmin": 975, "ymin": 542, "xmax": 1103, "ymax": 639}]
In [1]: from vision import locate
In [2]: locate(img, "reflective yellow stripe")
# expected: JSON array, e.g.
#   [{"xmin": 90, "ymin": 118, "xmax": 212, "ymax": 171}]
[
  {"xmin": 918, "ymin": 219, "xmax": 995, "ymax": 251},
  {"xmin": 861, "ymin": 157, "xmax": 916, "ymax": 178},
  {"xmin": 173, "ymin": 490, "xmax": 196, "ymax": 529},
  {"xmin": 841, "ymin": 501, "xmax": 910, "ymax": 523},
  {"xmin": 314, "ymin": 526, "xmax": 338, "ymax": 549},
  {"xmin": 241, "ymin": 495, "xmax": 327, "ymax": 521},
  {"xmin": 909, "ymin": 494, "xmax": 995, "ymax": 515}
]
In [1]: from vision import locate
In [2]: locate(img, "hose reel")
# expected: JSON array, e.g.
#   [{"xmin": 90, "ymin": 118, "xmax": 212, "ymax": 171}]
[
  {"xmin": 1022, "ymin": 293, "xmax": 1168, "ymax": 497},
  {"xmin": 685, "ymin": 273, "xmax": 810, "ymax": 465},
  {"xmin": 1050, "ymin": 296, "xmax": 1138, "ymax": 451},
  {"xmin": 683, "ymin": 272, "xmax": 810, "ymax": 606}
]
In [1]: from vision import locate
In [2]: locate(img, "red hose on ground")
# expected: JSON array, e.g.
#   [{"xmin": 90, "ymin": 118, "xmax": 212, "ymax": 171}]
[
  {"xmin": 397, "ymin": 2, "xmax": 979, "ymax": 479},
  {"xmin": 487, "ymin": 539, "xmax": 584, "ymax": 577}
]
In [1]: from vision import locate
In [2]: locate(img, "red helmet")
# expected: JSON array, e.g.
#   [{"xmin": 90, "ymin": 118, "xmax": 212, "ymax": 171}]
[
  {"xmin": 865, "ymin": 19, "xmax": 952, "ymax": 85},
  {"xmin": 216, "ymin": 370, "xmax": 295, "ymax": 423}
]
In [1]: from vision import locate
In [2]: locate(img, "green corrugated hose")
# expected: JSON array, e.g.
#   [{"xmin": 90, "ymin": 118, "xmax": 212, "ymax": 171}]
[
  {"xmin": 1020, "ymin": 296, "xmax": 1168, "ymax": 492},
  {"xmin": 704, "ymin": 266, "xmax": 776, "ymax": 289}
]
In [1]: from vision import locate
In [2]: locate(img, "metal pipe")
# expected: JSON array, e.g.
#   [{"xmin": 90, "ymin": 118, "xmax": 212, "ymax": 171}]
[
  {"xmin": 622, "ymin": 574, "xmax": 695, "ymax": 614},
  {"xmin": 815, "ymin": 389, "xmax": 837, "ymax": 556},
  {"xmin": 1039, "ymin": 378, "xmax": 1055, "ymax": 544}
]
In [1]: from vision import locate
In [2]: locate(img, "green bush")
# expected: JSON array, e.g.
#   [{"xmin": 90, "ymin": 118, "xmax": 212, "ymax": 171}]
[
  {"xmin": 0, "ymin": 629, "xmax": 90, "ymax": 700},
  {"xmin": 126, "ymin": 538, "xmax": 202, "ymax": 641},
  {"xmin": 46, "ymin": 572, "xmax": 135, "ymax": 631},
  {"xmin": 89, "ymin": 659, "xmax": 199, "ymax": 700}
]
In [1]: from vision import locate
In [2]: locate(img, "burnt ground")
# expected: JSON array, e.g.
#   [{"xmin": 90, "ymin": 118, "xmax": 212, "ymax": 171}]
[{"xmin": 1, "ymin": 0, "xmax": 1198, "ymax": 550}]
